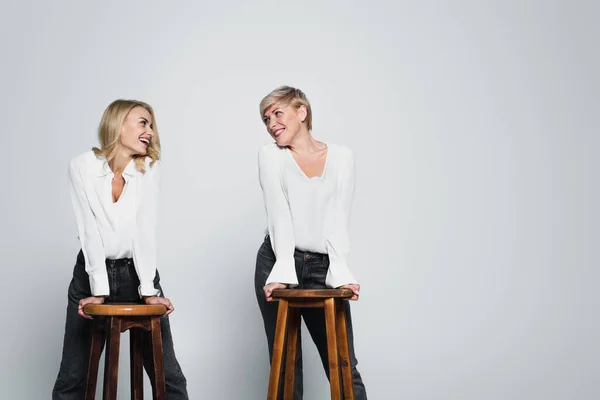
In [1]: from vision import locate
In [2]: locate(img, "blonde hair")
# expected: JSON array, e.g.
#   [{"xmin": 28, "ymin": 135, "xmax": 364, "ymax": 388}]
[
  {"xmin": 259, "ymin": 86, "xmax": 313, "ymax": 131},
  {"xmin": 92, "ymin": 99, "xmax": 160, "ymax": 172}
]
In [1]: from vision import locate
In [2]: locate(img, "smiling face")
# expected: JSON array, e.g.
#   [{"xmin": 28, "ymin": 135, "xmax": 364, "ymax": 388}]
[
  {"xmin": 262, "ymin": 102, "xmax": 308, "ymax": 146},
  {"xmin": 118, "ymin": 106, "xmax": 155, "ymax": 157}
]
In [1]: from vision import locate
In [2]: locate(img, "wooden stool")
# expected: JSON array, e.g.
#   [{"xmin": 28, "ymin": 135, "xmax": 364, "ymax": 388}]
[
  {"xmin": 83, "ymin": 303, "xmax": 167, "ymax": 400},
  {"xmin": 268, "ymin": 289, "xmax": 355, "ymax": 400}
]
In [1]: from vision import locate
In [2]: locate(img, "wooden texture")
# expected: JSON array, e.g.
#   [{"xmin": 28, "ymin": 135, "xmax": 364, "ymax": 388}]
[
  {"xmin": 130, "ymin": 328, "xmax": 144, "ymax": 400},
  {"xmin": 272, "ymin": 289, "xmax": 353, "ymax": 299},
  {"xmin": 84, "ymin": 313, "xmax": 166, "ymax": 400},
  {"xmin": 84, "ymin": 321, "xmax": 105, "ymax": 400},
  {"xmin": 84, "ymin": 303, "xmax": 167, "ymax": 317},
  {"xmin": 120, "ymin": 317, "xmax": 152, "ymax": 333},
  {"xmin": 324, "ymin": 298, "xmax": 341, "ymax": 400},
  {"xmin": 151, "ymin": 317, "xmax": 167, "ymax": 400},
  {"xmin": 336, "ymin": 299, "xmax": 355, "ymax": 400},
  {"xmin": 103, "ymin": 317, "xmax": 121, "ymax": 399},
  {"xmin": 283, "ymin": 308, "xmax": 301, "ymax": 399},
  {"xmin": 288, "ymin": 300, "xmax": 325, "ymax": 308},
  {"xmin": 267, "ymin": 299, "xmax": 289, "ymax": 400},
  {"xmin": 266, "ymin": 290, "xmax": 356, "ymax": 399}
]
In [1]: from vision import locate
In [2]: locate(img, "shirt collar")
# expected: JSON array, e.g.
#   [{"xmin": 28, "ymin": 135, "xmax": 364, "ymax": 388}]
[{"xmin": 96, "ymin": 156, "xmax": 142, "ymax": 179}]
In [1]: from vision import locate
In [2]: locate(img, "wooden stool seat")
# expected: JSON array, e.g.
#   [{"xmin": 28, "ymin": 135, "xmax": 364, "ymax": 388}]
[
  {"xmin": 272, "ymin": 288, "xmax": 353, "ymax": 299},
  {"xmin": 83, "ymin": 302, "xmax": 167, "ymax": 400},
  {"xmin": 268, "ymin": 289, "xmax": 355, "ymax": 400},
  {"xmin": 85, "ymin": 303, "xmax": 167, "ymax": 316}
]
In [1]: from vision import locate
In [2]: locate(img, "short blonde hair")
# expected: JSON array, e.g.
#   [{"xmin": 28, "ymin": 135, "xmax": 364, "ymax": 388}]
[
  {"xmin": 92, "ymin": 99, "xmax": 161, "ymax": 172},
  {"xmin": 259, "ymin": 86, "xmax": 313, "ymax": 131}
]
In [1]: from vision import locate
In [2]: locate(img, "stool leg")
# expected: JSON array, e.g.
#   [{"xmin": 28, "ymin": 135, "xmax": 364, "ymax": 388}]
[
  {"xmin": 283, "ymin": 307, "xmax": 301, "ymax": 400},
  {"xmin": 324, "ymin": 298, "xmax": 342, "ymax": 400},
  {"xmin": 336, "ymin": 299, "xmax": 355, "ymax": 400},
  {"xmin": 267, "ymin": 299, "xmax": 289, "ymax": 400},
  {"xmin": 103, "ymin": 317, "xmax": 121, "ymax": 400},
  {"xmin": 130, "ymin": 328, "xmax": 144, "ymax": 400},
  {"xmin": 150, "ymin": 317, "xmax": 167, "ymax": 400},
  {"xmin": 85, "ymin": 319, "xmax": 105, "ymax": 400}
]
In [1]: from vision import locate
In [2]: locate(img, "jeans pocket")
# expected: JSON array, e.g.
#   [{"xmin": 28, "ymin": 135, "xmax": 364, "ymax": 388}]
[
  {"xmin": 255, "ymin": 248, "xmax": 277, "ymax": 287},
  {"xmin": 257, "ymin": 241, "xmax": 276, "ymax": 262},
  {"xmin": 72, "ymin": 254, "xmax": 89, "ymax": 281},
  {"xmin": 67, "ymin": 276, "xmax": 91, "ymax": 305}
]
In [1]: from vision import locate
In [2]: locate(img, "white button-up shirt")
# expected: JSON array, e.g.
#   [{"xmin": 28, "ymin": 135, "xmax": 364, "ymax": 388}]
[
  {"xmin": 68, "ymin": 151, "xmax": 161, "ymax": 297},
  {"xmin": 258, "ymin": 142, "xmax": 359, "ymax": 288}
]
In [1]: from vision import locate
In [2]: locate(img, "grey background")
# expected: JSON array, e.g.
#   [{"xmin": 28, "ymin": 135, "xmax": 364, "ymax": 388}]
[{"xmin": 0, "ymin": 0, "xmax": 598, "ymax": 399}]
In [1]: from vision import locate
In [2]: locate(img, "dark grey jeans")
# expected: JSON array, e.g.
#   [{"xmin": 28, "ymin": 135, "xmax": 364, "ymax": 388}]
[
  {"xmin": 52, "ymin": 250, "xmax": 188, "ymax": 400},
  {"xmin": 255, "ymin": 236, "xmax": 368, "ymax": 400}
]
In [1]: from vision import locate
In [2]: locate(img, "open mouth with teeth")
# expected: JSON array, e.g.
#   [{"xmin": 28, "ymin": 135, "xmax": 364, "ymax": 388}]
[
  {"xmin": 272, "ymin": 128, "xmax": 285, "ymax": 137},
  {"xmin": 139, "ymin": 137, "xmax": 150, "ymax": 146}
]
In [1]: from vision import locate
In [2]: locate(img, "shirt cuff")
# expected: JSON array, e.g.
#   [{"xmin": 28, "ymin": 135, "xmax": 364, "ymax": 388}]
[
  {"xmin": 265, "ymin": 259, "xmax": 299, "ymax": 286},
  {"xmin": 325, "ymin": 261, "xmax": 359, "ymax": 289},
  {"xmin": 89, "ymin": 273, "xmax": 110, "ymax": 297},
  {"xmin": 138, "ymin": 281, "xmax": 161, "ymax": 298}
]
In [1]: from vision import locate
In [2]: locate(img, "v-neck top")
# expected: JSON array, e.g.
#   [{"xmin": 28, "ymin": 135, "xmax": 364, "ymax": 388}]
[
  {"xmin": 68, "ymin": 151, "xmax": 161, "ymax": 297},
  {"xmin": 258, "ymin": 142, "xmax": 358, "ymax": 288}
]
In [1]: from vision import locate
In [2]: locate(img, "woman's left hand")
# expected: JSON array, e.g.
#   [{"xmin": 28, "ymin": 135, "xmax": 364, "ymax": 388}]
[
  {"xmin": 339, "ymin": 284, "xmax": 360, "ymax": 301},
  {"xmin": 143, "ymin": 296, "xmax": 175, "ymax": 317}
]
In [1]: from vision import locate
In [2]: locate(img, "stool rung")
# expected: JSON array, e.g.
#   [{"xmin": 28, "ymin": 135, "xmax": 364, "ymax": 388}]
[
  {"xmin": 272, "ymin": 288, "xmax": 353, "ymax": 299},
  {"xmin": 288, "ymin": 300, "xmax": 324, "ymax": 308}
]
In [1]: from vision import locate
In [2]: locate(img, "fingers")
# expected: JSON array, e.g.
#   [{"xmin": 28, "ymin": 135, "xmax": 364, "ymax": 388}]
[
  {"xmin": 339, "ymin": 284, "xmax": 360, "ymax": 301},
  {"xmin": 264, "ymin": 286, "xmax": 273, "ymax": 302},
  {"xmin": 344, "ymin": 288, "xmax": 358, "ymax": 301},
  {"xmin": 352, "ymin": 284, "xmax": 360, "ymax": 301},
  {"xmin": 78, "ymin": 298, "xmax": 94, "ymax": 319},
  {"xmin": 263, "ymin": 284, "xmax": 273, "ymax": 300},
  {"xmin": 163, "ymin": 298, "xmax": 174, "ymax": 317},
  {"xmin": 140, "ymin": 296, "xmax": 174, "ymax": 317},
  {"xmin": 263, "ymin": 284, "xmax": 275, "ymax": 302},
  {"xmin": 263, "ymin": 282, "xmax": 287, "ymax": 302},
  {"xmin": 78, "ymin": 307, "xmax": 93, "ymax": 319},
  {"xmin": 143, "ymin": 296, "xmax": 174, "ymax": 316},
  {"xmin": 151, "ymin": 297, "xmax": 174, "ymax": 317}
]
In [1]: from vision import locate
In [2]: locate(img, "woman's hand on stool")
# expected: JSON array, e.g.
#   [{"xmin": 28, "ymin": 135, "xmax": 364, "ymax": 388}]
[
  {"xmin": 264, "ymin": 282, "xmax": 288, "ymax": 302},
  {"xmin": 143, "ymin": 296, "xmax": 175, "ymax": 317},
  {"xmin": 78, "ymin": 296, "xmax": 105, "ymax": 319},
  {"xmin": 339, "ymin": 284, "xmax": 360, "ymax": 301}
]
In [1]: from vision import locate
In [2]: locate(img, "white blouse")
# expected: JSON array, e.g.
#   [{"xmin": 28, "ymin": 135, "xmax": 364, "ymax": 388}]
[
  {"xmin": 69, "ymin": 151, "xmax": 161, "ymax": 297},
  {"xmin": 258, "ymin": 142, "xmax": 358, "ymax": 288}
]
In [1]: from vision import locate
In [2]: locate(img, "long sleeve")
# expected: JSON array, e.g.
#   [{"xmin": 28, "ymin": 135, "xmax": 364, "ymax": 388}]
[
  {"xmin": 325, "ymin": 149, "xmax": 359, "ymax": 288},
  {"xmin": 68, "ymin": 160, "xmax": 110, "ymax": 296},
  {"xmin": 258, "ymin": 145, "xmax": 298, "ymax": 286},
  {"xmin": 132, "ymin": 160, "xmax": 161, "ymax": 297}
]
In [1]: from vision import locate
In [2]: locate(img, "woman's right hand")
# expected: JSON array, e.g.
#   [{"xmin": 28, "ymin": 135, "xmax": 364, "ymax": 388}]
[
  {"xmin": 264, "ymin": 282, "xmax": 288, "ymax": 302},
  {"xmin": 78, "ymin": 296, "xmax": 105, "ymax": 319}
]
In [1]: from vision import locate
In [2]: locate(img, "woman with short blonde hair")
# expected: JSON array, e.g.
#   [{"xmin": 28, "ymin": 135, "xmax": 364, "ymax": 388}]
[
  {"xmin": 255, "ymin": 86, "xmax": 368, "ymax": 399},
  {"xmin": 52, "ymin": 99, "xmax": 188, "ymax": 399}
]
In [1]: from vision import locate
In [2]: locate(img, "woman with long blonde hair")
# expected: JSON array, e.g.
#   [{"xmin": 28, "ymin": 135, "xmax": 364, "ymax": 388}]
[{"xmin": 53, "ymin": 100, "xmax": 188, "ymax": 399}]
